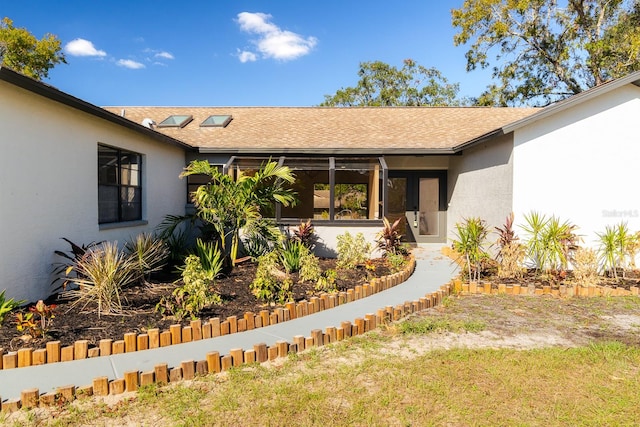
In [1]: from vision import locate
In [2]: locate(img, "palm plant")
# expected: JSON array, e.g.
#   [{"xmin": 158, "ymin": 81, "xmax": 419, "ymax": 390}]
[
  {"xmin": 241, "ymin": 219, "xmax": 281, "ymax": 260},
  {"xmin": 521, "ymin": 211, "xmax": 548, "ymax": 271},
  {"xmin": 181, "ymin": 160, "xmax": 297, "ymax": 267},
  {"xmin": 521, "ymin": 212, "xmax": 578, "ymax": 273},
  {"xmin": 452, "ymin": 217, "xmax": 489, "ymax": 283},
  {"xmin": 598, "ymin": 222, "xmax": 634, "ymax": 279}
]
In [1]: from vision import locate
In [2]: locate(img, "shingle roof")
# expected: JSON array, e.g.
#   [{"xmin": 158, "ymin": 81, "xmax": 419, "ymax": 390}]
[{"xmin": 103, "ymin": 106, "xmax": 539, "ymax": 154}]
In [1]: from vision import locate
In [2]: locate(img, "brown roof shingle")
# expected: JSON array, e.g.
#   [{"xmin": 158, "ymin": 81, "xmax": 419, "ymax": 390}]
[{"xmin": 103, "ymin": 106, "xmax": 539, "ymax": 154}]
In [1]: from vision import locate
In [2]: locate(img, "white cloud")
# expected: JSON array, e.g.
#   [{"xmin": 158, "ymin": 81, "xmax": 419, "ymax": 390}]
[
  {"xmin": 117, "ymin": 59, "xmax": 145, "ymax": 69},
  {"xmin": 237, "ymin": 49, "xmax": 257, "ymax": 63},
  {"xmin": 155, "ymin": 51, "xmax": 174, "ymax": 60},
  {"xmin": 64, "ymin": 38, "xmax": 107, "ymax": 57},
  {"xmin": 236, "ymin": 12, "xmax": 317, "ymax": 61}
]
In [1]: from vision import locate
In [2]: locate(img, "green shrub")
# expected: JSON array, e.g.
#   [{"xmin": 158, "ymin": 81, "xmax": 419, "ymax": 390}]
[
  {"xmin": 299, "ymin": 248, "xmax": 322, "ymax": 283},
  {"xmin": 0, "ymin": 290, "xmax": 25, "ymax": 325},
  {"xmin": 124, "ymin": 233, "xmax": 169, "ymax": 281},
  {"xmin": 157, "ymin": 255, "xmax": 222, "ymax": 321},
  {"xmin": 336, "ymin": 232, "xmax": 372, "ymax": 269},
  {"xmin": 250, "ymin": 251, "xmax": 293, "ymax": 304},
  {"xmin": 280, "ymin": 239, "xmax": 305, "ymax": 273},
  {"xmin": 315, "ymin": 269, "xmax": 338, "ymax": 293},
  {"xmin": 385, "ymin": 252, "xmax": 407, "ymax": 273}
]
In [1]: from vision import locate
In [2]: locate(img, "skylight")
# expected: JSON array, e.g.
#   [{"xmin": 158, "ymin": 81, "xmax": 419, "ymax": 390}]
[
  {"xmin": 157, "ymin": 115, "xmax": 193, "ymax": 128},
  {"xmin": 200, "ymin": 115, "xmax": 232, "ymax": 127}
]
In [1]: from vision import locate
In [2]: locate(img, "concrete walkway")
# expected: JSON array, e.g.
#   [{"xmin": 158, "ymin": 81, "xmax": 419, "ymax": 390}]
[{"xmin": 0, "ymin": 245, "xmax": 456, "ymax": 401}]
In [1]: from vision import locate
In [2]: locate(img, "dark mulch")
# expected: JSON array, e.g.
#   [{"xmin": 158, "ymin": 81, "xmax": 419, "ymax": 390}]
[{"xmin": 0, "ymin": 258, "xmax": 392, "ymax": 352}]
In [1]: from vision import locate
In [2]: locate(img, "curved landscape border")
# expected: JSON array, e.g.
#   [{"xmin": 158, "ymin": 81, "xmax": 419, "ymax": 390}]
[
  {"xmin": 4, "ymin": 256, "xmax": 637, "ymax": 413},
  {"xmin": 1, "ymin": 255, "xmax": 419, "ymax": 411}
]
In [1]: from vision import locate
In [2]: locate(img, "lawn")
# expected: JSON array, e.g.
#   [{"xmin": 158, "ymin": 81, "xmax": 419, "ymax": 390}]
[{"xmin": 4, "ymin": 294, "xmax": 640, "ymax": 426}]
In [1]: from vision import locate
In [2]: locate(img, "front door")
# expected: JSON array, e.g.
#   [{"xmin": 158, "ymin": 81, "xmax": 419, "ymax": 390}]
[{"xmin": 387, "ymin": 171, "xmax": 447, "ymax": 243}]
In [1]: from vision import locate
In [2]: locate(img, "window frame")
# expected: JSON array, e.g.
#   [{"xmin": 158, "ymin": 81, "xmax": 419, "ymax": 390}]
[
  {"xmin": 218, "ymin": 156, "xmax": 387, "ymax": 225},
  {"xmin": 98, "ymin": 144, "xmax": 143, "ymax": 225}
]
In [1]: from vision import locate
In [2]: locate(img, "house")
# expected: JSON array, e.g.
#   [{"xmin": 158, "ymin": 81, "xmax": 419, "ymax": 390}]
[
  {"xmin": 0, "ymin": 67, "xmax": 190, "ymax": 302},
  {"xmin": 3, "ymin": 64, "xmax": 640, "ymax": 301}
]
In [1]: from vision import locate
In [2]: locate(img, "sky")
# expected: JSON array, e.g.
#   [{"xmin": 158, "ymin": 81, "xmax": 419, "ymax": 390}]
[{"xmin": 2, "ymin": 1, "xmax": 493, "ymax": 107}]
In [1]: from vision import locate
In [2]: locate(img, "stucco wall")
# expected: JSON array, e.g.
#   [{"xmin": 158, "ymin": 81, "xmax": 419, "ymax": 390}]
[
  {"xmin": 447, "ymin": 134, "xmax": 514, "ymax": 243},
  {"xmin": 513, "ymin": 85, "xmax": 640, "ymax": 247},
  {"xmin": 309, "ymin": 226, "xmax": 382, "ymax": 258},
  {"xmin": 0, "ymin": 81, "xmax": 187, "ymax": 302}
]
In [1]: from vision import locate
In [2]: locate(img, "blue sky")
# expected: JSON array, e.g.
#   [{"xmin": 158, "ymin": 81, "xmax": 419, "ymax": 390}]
[{"xmin": 3, "ymin": 1, "xmax": 492, "ymax": 106}]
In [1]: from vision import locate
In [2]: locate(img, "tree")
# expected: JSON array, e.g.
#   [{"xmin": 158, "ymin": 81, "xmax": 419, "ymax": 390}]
[
  {"xmin": 0, "ymin": 17, "xmax": 66, "ymax": 80},
  {"xmin": 180, "ymin": 160, "xmax": 297, "ymax": 267},
  {"xmin": 321, "ymin": 59, "xmax": 462, "ymax": 106},
  {"xmin": 452, "ymin": 0, "xmax": 640, "ymax": 106}
]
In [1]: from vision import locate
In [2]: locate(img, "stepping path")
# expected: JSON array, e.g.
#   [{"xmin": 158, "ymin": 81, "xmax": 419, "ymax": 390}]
[{"xmin": 0, "ymin": 244, "xmax": 456, "ymax": 401}]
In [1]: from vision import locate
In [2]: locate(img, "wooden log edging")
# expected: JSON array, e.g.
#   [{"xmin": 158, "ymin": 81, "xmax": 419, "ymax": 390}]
[
  {"xmin": 1, "ymin": 259, "xmax": 454, "ymax": 413},
  {"xmin": 5, "ymin": 273, "xmax": 638, "ymax": 411},
  {"xmin": 450, "ymin": 277, "xmax": 640, "ymax": 298},
  {"xmin": 0, "ymin": 256, "xmax": 416, "ymax": 374}
]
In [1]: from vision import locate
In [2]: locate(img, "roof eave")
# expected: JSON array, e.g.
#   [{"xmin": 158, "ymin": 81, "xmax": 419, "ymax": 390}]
[
  {"xmin": 502, "ymin": 72, "xmax": 640, "ymax": 135},
  {"xmin": 197, "ymin": 147, "xmax": 457, "ymax": 156},
  {"xmin": 0, "ymin": 66, "xmax": 194, "ymax": 151},
  {"xmin": 452, "ymin": 128, "xmax": 506, "ymax": 152}
]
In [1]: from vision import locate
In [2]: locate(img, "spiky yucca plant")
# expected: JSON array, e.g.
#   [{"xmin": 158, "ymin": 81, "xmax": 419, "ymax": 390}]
[
  {"xmin": 67, "ymin": 242, "xmax": 138, "ymax": 317},
  {"xmin": 598, "ymin": 222, "xmax": 635, "ymax": 279},
  {"xmin": 521, "ymin": 212, "xmax": 578, "ymax": 273},
  {"xmin": 124, "ymin": 233, "xmax": 169, "ymax": 282},
  {"xmin": 452, "ymin": 217, "xmax": 489, "ymax": 283}
]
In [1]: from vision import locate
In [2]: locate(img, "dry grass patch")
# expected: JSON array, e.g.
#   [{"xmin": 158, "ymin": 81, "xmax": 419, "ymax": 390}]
[{"xmin": 4, "ymin": 295, "xmax": 640, "ymax": 426}]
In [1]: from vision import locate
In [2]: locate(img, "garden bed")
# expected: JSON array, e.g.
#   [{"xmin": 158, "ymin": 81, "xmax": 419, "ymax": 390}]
[{"xmin": 0, "ymin": 258, "xmax": 393, "ymax": 353}]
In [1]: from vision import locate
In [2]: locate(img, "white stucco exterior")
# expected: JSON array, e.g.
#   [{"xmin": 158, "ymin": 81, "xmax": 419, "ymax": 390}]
[
  {"xmin": 0, "ymin": 80, "xmax": 187, "ymax": 302},
  {"xmin": 447, "ymin": 134, "xmax": 514, "ymax": 240},
  {"xmin": 512, "ymin": 84, "xmax": 640, "ymax": 247}
]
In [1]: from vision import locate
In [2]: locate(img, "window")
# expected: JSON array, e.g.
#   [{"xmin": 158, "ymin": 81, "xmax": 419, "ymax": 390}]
[
  {"xmin": 200, "ymin": 115, "xmax": 232, "ymax": 127},
  {"xmin": 98, "ymin": 144, "xmax": 142, "ymax": 224},
  {"xmin": 185, "ymin": 166, "xmax": 222, "ymax": 203},
  {"xmin": 225, "ymin": 156, "xmax": 386, "ymax": 222},
  {"xmin": 157, "ymin": 115, "xmax": 193, "ymax": 128}
]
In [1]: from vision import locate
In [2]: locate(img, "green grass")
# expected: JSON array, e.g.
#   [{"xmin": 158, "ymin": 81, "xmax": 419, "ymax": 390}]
[{"xmin": 397, "ymin": 316, "xmax": 486, "ymax": 334}]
